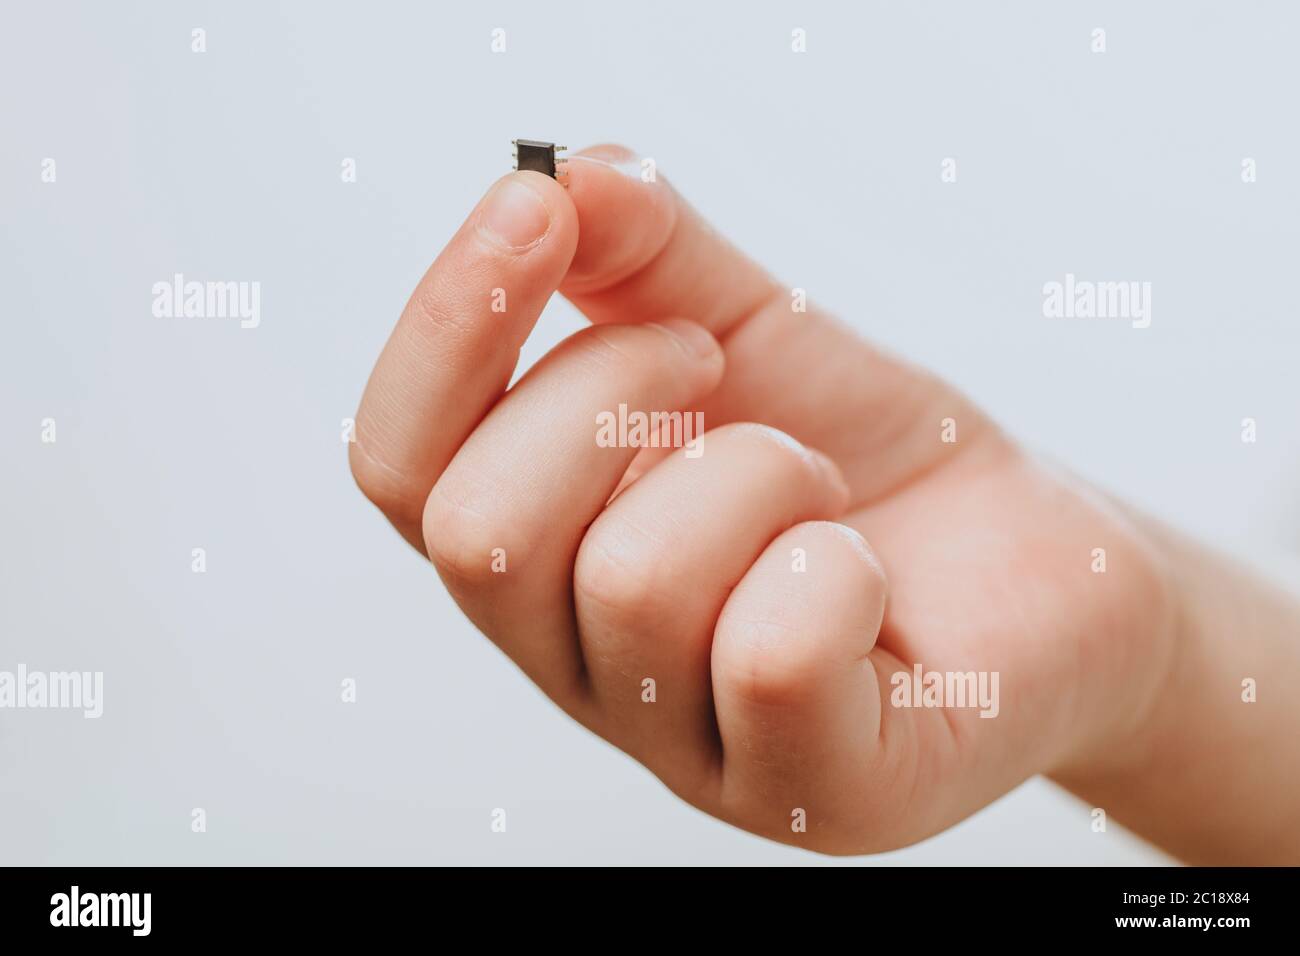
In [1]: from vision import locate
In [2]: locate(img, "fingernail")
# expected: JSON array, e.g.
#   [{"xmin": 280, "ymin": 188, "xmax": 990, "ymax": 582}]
[
  {"xmin": 478, "ymin": 177, "xmax": 552, "ymax": 250},
  {"xmin": 652, "ymin": 319, "xmax": 719, "ymax": 360},
  {"xmin": 569, "ymin": 151, "xmax": 644, "ymax": 181}
]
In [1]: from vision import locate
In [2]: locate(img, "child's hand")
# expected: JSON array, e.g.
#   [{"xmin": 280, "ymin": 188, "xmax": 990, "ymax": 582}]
[{"xmin": 349, "ymin": 145, "xmax": 1197, "ymax": 855}]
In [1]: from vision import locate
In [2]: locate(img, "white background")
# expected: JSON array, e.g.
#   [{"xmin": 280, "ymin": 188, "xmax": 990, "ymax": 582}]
[{"xmin": 2, "ymin": 1, "xmax": 1297, "ymax": 864}]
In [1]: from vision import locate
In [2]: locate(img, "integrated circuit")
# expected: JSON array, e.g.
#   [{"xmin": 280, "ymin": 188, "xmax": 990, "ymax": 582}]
[{"xmin": 511, "ymin": 139, "xmax": 568, "ymax": 183}]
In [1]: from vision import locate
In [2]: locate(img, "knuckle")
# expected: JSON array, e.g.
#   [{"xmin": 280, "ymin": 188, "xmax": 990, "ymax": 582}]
[
  {"xmin": 713, "ymin": 422, "xmax": 817, "ymax": 476},
  {"xmin": 405, "ymin": 276, "xmax": 478, "ymax": 345},
  {"xmin": 573, "ymin": 525, "xmax": 668, "ymax": 625},
  {"xmin": 792, "ymin": 520, "xmax": 889, "ymax": 596},
  {"xmin": 714, "ymin": 615, "xmax": 826, "ymax": 709},
  {"xmin": 349, "ymin": 438, "xmax": 422, "ymax": 526},
  {"xmin": 421, "ymin": 485, "xmax": 515, "ymax": 589},
  {"xmin": 566, "ymin": 324, "xmax": 643, "ymax": 375}
]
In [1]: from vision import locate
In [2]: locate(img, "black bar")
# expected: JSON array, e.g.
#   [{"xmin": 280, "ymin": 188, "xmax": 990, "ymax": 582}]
[{"xmin": 0, "ymin": 866, "xmax": 1289, "ymax": 941}]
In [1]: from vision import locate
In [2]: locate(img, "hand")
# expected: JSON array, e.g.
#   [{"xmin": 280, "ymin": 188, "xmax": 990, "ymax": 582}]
[{"xmin": 349, "ymin": 145, "xmax": 1180, "ymax": 854}]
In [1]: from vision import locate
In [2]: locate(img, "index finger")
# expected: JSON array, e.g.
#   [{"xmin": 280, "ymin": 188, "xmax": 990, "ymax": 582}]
[{"xmin": 350, "ymin": 171, "xmax": 578, "ymax": 547}]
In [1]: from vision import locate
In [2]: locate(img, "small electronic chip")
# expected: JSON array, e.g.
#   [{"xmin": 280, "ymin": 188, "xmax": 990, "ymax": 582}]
[{"xmin": 512, "ymin": 139, "xmax": 567, "ymax": 183}]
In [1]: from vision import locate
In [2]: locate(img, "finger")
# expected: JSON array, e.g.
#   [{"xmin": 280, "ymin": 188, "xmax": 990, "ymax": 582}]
[
  {"xmin": 572, "ymin": 423, "xmax": 850, "ymax": 797},
  {"xmin": 560, "ymin": 145, "xmax": 998, "ymax": 506},
  {"xmin": 560, "ymin": 144, "xmax": 781, "ymax": 335},
  {"xmin": 710, "ymin": 520, "xmax": 895, "ymax": 853},
  {"xmin": 351, "ymin": 171, "xmax": 578, "ymax": 547},
  {"xmin": 422, "ymin": 319, "xmax": 724, "ymax": 706}
]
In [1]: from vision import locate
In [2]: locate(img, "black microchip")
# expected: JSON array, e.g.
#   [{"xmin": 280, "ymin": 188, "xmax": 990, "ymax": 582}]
[{"xmin": 512, "ymin": 139, "xmax": 567, "ymax": 181}]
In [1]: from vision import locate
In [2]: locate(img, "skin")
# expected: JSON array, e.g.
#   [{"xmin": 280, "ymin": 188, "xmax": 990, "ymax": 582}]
[{"xmin": 350, "ymin": 145, "xmax": 1300, "ymax": 861}]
